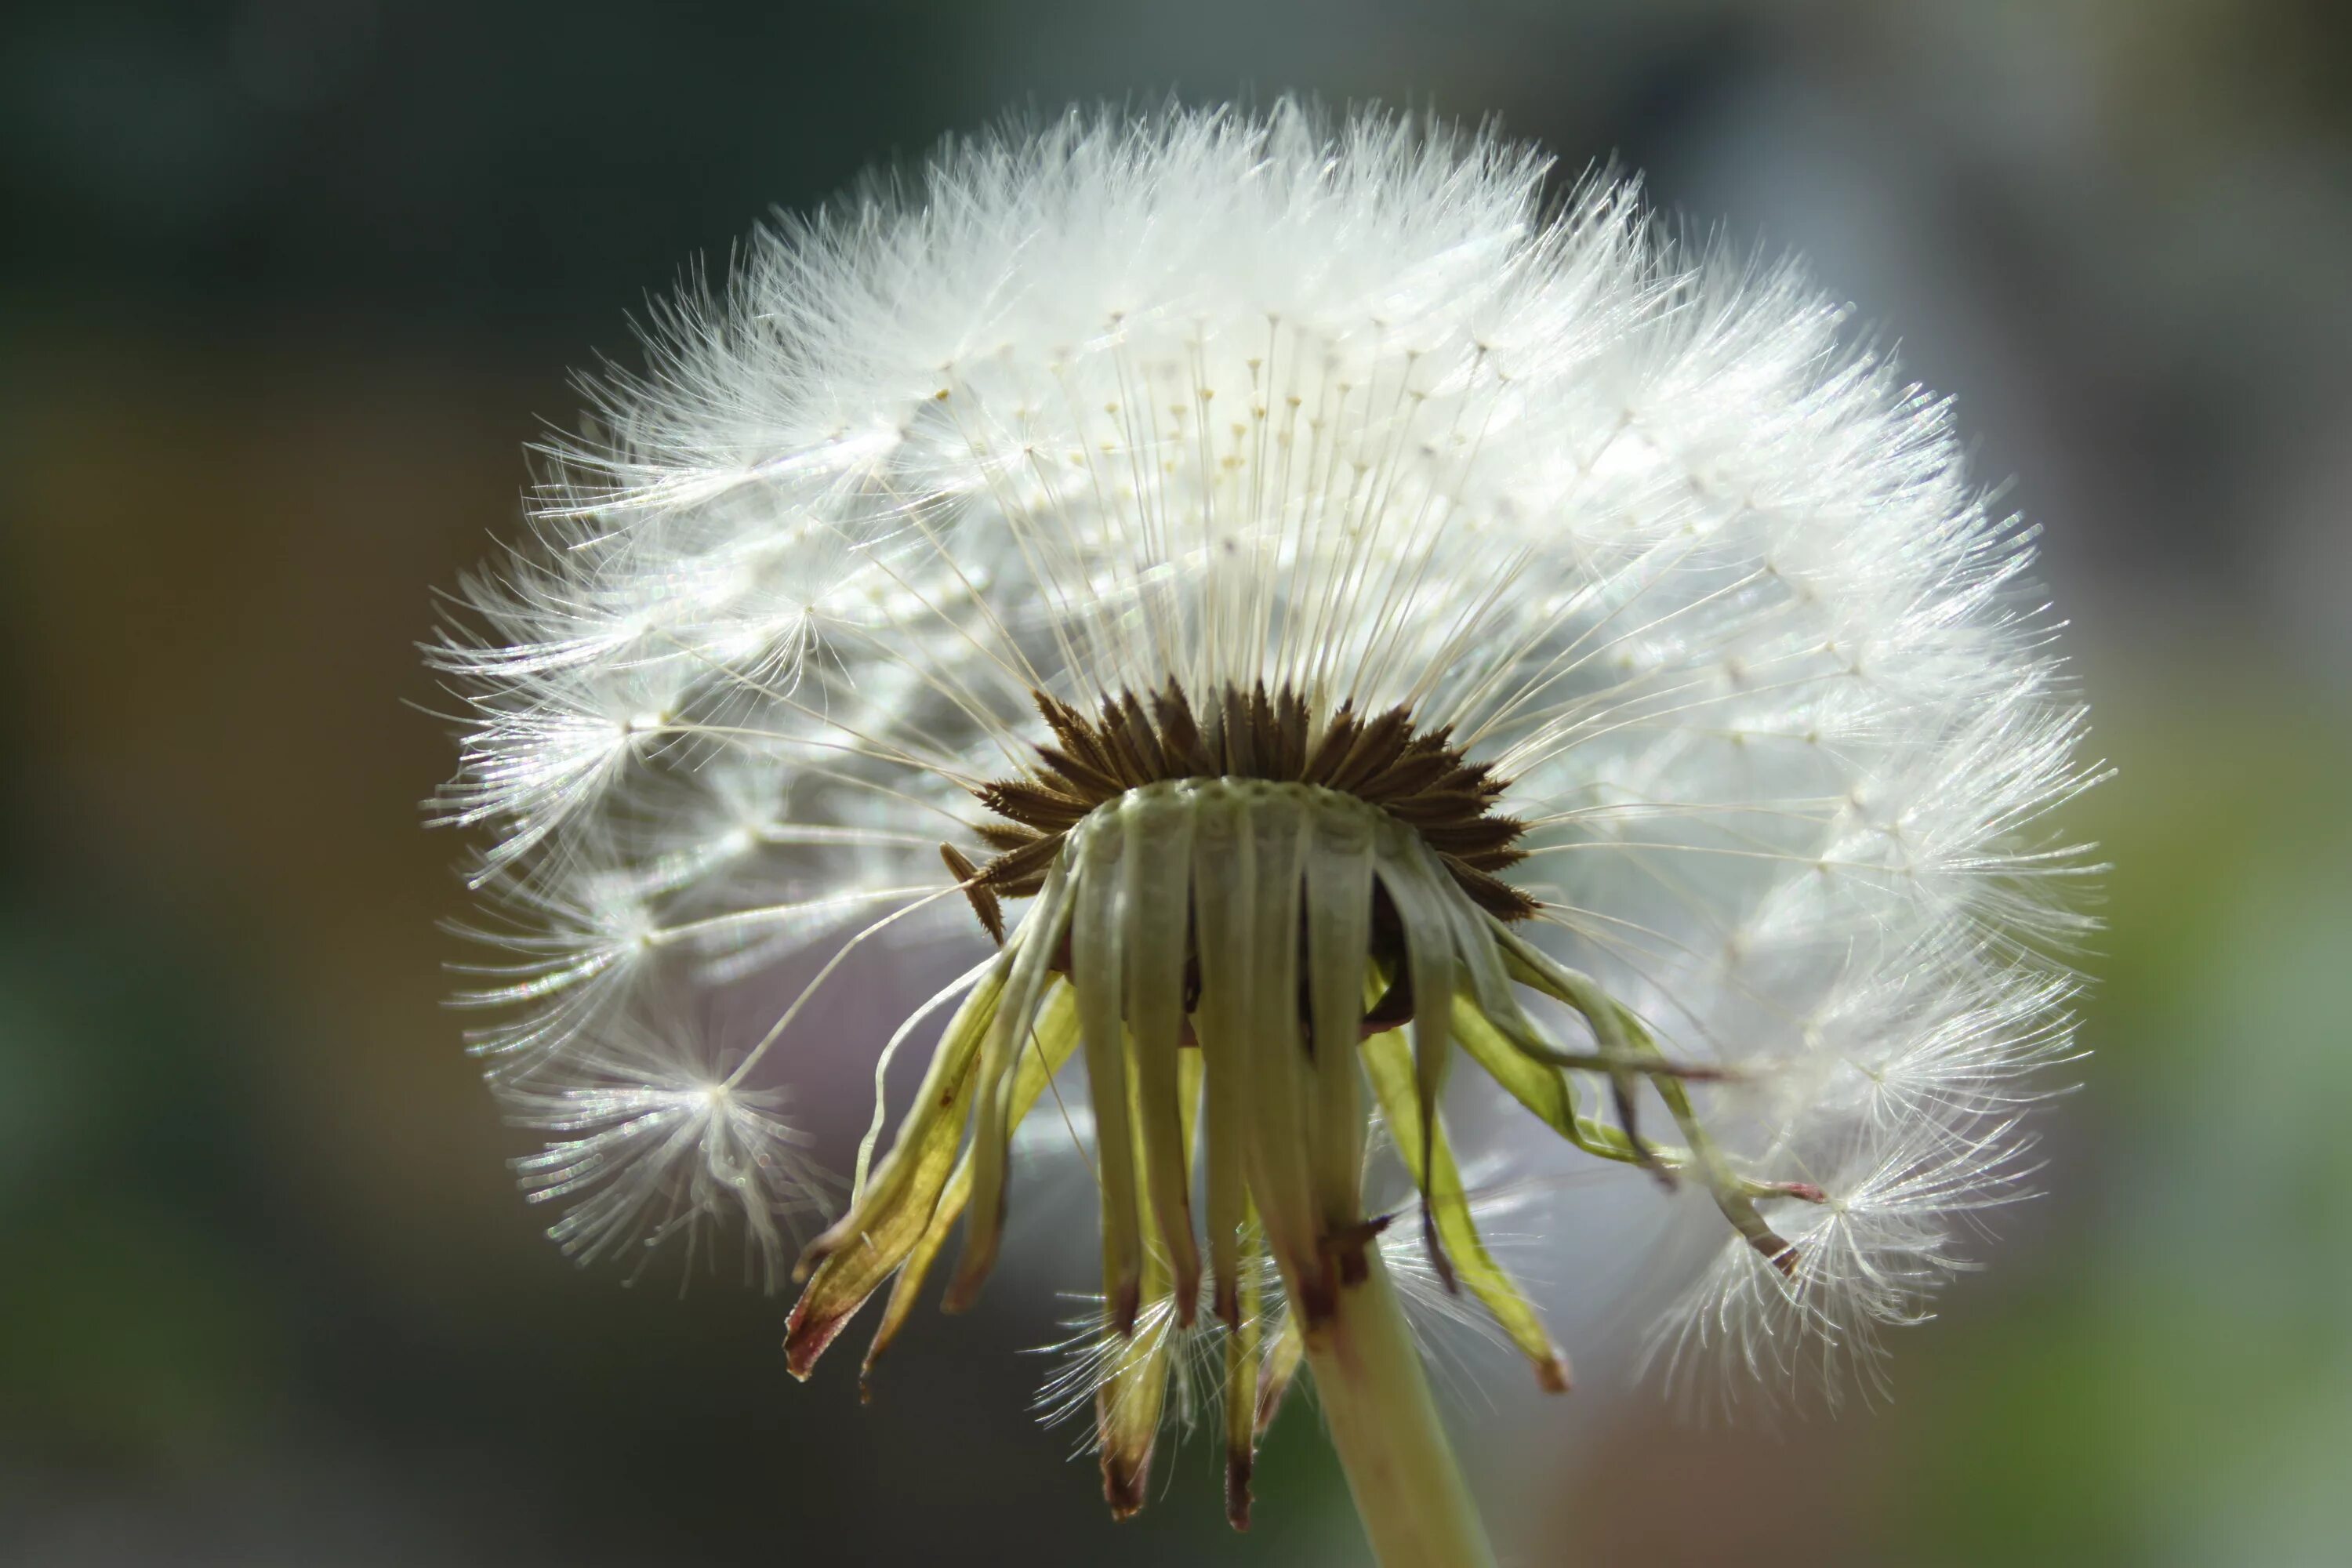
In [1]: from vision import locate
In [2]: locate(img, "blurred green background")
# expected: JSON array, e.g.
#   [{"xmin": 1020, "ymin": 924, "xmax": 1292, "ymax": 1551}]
[{"xmin": 3, "ymin": 2, "xmax": 2348, "ymax": 1563}]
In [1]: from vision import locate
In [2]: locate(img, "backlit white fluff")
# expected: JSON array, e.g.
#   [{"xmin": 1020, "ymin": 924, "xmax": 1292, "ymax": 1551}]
[
  {"xmin": 430, "ymin": 100, "xmax": 2096, "ymax": 1400},
  {"xmin": 500, "ymin": 998, "xmax": 833, "ymax": 1288}
]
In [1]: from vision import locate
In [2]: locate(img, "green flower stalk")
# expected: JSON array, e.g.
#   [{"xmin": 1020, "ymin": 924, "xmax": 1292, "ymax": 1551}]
[{"xmin": 432, "ymin": 102, "xmax": 2097, "ymax": 1566}]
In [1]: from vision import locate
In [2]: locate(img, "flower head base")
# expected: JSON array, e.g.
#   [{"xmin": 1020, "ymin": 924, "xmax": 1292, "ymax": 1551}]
[
  {"xmin": 430, "ymin": 99, "xmax": 2100, "ymax": 1562},
  {"xmin": 786, "ymin": 693, "xmax": 1821, "ymax": 1518},
  {"xmin": 960, "ymin": 681, "xmax": 1537, "ymax": 935}
]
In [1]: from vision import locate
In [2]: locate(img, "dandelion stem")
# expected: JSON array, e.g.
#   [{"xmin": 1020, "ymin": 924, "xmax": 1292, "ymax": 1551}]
[{"xmin": 1301, "ymin": 1247, "xmax": 1500, "ymax": 1568}]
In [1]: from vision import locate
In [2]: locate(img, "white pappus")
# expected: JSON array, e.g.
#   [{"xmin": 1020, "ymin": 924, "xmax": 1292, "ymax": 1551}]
[{"xmin": 427, "ymin": 97, "xmax": 2100, "ymax": 1520}]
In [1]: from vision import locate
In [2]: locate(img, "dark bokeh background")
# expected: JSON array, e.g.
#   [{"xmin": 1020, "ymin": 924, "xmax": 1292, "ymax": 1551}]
[{"xmin": 5, "ymin": 3, "xmax": 2349, "ymax": 1564}]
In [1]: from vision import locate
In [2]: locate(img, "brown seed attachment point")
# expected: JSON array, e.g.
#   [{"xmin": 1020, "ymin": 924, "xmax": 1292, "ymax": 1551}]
[
  {"xmin": 957, "ymin": 679, "xmax": 1535, "ymax": 929},
  {"xmin": 938, "ymin": 842, "xmax": 1004, "ymax": 944}
]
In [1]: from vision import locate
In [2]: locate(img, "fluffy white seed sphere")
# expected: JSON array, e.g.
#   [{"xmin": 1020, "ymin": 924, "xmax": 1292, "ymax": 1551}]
[{"xmin": 431, "ymin": 100, "xmax": 2096, "ymax": 1401}]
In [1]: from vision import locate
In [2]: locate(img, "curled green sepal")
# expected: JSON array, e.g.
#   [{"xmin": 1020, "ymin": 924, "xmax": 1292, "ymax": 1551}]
[
  {"xmin": 857, "ymin": 983, "xmax": 1083, "ymax": 1394},
  {"xmin": 1255, "ymin": 1311, "xmax": 1305, "ymax": 1440},
  {"xmin": 784, "ymin": 962, "xmax": 1008, "ymax": 1377},
  {"xmin": 1492, "ymin": 924, "xmax": 1801, "ymax": 1272},
  {"xmin": 1095, "ymin": 1243, "xmax": 1178, "ymax": 1521},
  {"xmin": 1361, "ymin": 1025, "xmax": 1571, "ymax": 1392},
  {"xmin": 1096, "ymin": 1047, "xmax": 1201, "ymax": 1519},
  {"xmin": 1447, "ymin": 991, "xmax": 1654, "ymax": 1170},
  {"xmin": 1222, "ymin": 1207, "xmax": 1265, "ymax": 1530},
  {"xmin": 946, "ymin": 852, "xmax": 1081, "ymax": 1308}
]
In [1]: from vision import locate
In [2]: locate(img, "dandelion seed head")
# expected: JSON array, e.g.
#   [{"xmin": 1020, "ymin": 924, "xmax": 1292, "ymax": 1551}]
[{"xmin": 428, "ymin": 98, "xmax": 2098, "ymax": 1504}]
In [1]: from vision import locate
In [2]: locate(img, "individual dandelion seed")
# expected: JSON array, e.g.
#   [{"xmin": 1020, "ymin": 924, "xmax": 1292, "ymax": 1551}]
[
  {"xmin": 505, "ymin": 1011, "xmax": 834, "ymax": 1290},
  {"xmin": 427, "ymin": 100, "xmax": 2101, "ymax": 1568}
]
